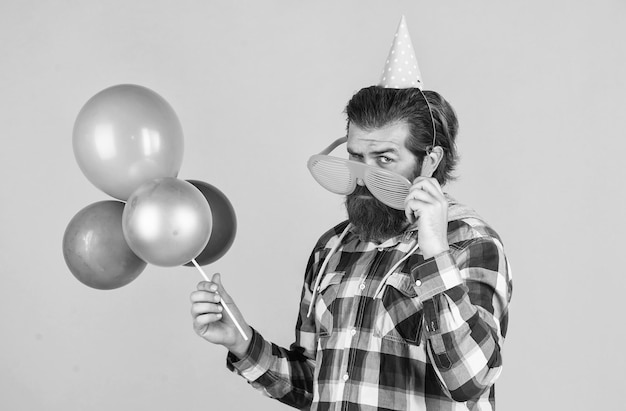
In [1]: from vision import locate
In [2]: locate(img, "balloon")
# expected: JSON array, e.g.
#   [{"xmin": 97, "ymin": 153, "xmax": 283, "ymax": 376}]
[
  {"xmin": 72, "ymin": 84, "xmax": 184, "ymax": 200},
  {"xmin": 122, "ymin": 178, "xmax": 212, "ymax": 267},
  {"xmin": 184, "ymin": 180, "xmax": 237, "ymax": 266},
  {"xmin": 63, "ymin": 201, "xmax": 146, "ymax": 290}
]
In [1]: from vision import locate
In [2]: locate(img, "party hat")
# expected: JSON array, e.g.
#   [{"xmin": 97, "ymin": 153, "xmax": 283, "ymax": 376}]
[{"xmin": 379, "ymin": 16, "xmax": 423, "ymax": 89}]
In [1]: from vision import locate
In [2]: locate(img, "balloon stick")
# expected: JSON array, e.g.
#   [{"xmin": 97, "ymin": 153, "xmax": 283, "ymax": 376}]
[{"xmin": 191, "ymin": 259, "xmax": 249, "ymax": 341}]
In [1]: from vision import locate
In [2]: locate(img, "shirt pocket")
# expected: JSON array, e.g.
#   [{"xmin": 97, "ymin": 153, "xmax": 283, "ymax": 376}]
[
  {"xmin": 374, "ymin": 271, "xmax": 423, "ymax": 346},
  {"xmin": 314, "ymin": 271, "xmax": 344, "ymax": 337}
]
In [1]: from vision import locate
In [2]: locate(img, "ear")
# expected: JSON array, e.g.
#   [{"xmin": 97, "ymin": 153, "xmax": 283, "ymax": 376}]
[{"xmin": 420, "ymin": 146, "xmax": 444, "ymax": 178}]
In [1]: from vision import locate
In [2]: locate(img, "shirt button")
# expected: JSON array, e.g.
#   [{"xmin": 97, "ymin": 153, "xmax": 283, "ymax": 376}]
[
  {"xmin": 343, "ymin": 374, "xmax": 349, "ymax": 381},
  {"xmin": 359, "ymin": 283, "xmax": 366, "ymax": 290},
  {"xmin": 350, "ymin": 329, "xmax": 357, "ymax": 336},
  {"xmin": 377, "ymin": 247, "xmax": 384, "ymax": 252},
  {"xmin": 415, "ymin": 280, "xmax": 422, "ymax": 286}
]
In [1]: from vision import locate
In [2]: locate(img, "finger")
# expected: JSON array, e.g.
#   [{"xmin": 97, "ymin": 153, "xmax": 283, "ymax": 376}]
[
  {"xmin": 411, "ymin": 177, "xmax": 444, "ymax": 197},
  {"xmin": 211, "ymin": 273, "xmax": 233, "ymax": 302},
  {"xmin": 405, "ymin": 188, "xmax": 447, "ymax": 213},
  {"xmin": 197, "ymin": 281, "xmax": 219, "ymax": 292},
  {"xmin": 190, "ymin": 290, "xmax": 221, "ymax": 304},
  {"xmin": 194, "ymin": 312, "xmax": 223, "ymax": 326},
  {"xmin": 411, "ymin": 180, "xmax": 443, "ymax": 198},
  {"xmin": 405, "ymin": 200, "xmax": 429, "ymax": 222},
  {"xmin": 408, "ymin": 184, "xmax": 446, "ymax": 213},
  {"xmin": 405, "ymin": 187, "xmax": 434, "ymax": 206},
  {"xmin": 191, "ymin": 302, "xmax": 223, "ymax": 317},
  {"xmin": 415, "ymin": 176, "xmax": 444, "ymax": 195},
  {"xmin": 404, "ymin": 186, "xmax": 442, "ymax": 222}
]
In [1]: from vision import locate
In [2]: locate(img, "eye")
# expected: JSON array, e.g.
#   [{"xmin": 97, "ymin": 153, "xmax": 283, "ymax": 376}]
[
  {"xmin": 349, "ymin": 153, "xmax": 364, "ymax": 162},
  {"xmin": 378, "ymin": 156, "xmax": 393, "ymax": 165}
]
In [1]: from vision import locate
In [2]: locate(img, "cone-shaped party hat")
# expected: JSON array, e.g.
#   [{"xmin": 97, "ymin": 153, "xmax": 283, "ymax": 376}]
[{"xmin": 379, "ymin": 16, "xmax": 423, "ymax": 89}]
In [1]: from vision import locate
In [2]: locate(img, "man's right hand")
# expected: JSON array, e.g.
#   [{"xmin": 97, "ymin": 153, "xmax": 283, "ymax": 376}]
[{"xmin": 190, "ymin": 273, "xmax": 252, "ymax": 359}]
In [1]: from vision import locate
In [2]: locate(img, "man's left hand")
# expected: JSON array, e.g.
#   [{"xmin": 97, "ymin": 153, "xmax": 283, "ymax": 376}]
[{"xmin": 404, "ymin": 177, "xmax": 449, "ymax": 259}]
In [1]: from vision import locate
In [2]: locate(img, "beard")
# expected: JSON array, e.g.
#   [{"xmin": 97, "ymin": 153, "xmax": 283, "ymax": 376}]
[{"xmin": 345, "ymin": 185, "xmax": 408, "ymax": 242}]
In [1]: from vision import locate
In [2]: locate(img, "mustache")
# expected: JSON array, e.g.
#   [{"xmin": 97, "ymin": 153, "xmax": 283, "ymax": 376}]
[{"xmin": 350, "ymin": 185, "xmax": 374, "ymax": 198}]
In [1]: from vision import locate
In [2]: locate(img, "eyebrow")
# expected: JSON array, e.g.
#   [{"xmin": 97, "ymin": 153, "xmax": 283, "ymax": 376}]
[{"xmin": 347, "ymin": 147, "xmax": 399, "ymax": 156}]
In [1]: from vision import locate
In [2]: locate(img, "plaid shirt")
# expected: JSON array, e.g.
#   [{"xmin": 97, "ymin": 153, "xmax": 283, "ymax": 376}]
[{"xmin": 228, "ymin": 199, "xmax": 512, "ymax": 410}]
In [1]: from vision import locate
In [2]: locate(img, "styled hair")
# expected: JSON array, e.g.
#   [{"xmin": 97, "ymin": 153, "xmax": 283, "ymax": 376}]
[{"xmin": 345, "ymin": 86, "xmax": 459, "ymax": 185}]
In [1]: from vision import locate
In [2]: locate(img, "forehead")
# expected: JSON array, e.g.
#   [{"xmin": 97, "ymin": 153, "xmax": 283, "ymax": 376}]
[{"xmin": 347, "ymin": 121, "xmax": 411, "ymax": 153}]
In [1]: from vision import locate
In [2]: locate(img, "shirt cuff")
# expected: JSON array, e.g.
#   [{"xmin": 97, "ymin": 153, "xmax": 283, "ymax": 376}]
[
  {"xmin": 226, "ymin": 327, "xmax": 273, "ymax": 382},
  {"xmin": 410, "ymin": 250, "xmax": 463, "ymax": 303}
]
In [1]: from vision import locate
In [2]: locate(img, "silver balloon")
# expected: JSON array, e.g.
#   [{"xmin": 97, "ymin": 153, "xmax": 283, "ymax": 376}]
[
  {"xmin": 122, "ymin": 178, "xmax": 212, "ymax": 267},
  {"xmin": 73, "ymin": 84, "xmax": 184, "ymax": 200}
]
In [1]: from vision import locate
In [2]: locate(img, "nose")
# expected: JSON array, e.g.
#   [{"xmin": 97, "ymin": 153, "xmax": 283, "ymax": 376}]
[{"xmin": 356, "ymin": 177, "xmax": 365, "ymax": 186}]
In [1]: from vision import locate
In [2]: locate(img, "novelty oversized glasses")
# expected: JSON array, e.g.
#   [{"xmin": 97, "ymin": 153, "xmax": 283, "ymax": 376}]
[{"xmin": 307, "ymin": 137, "xmax": 412, "ymax": 210}]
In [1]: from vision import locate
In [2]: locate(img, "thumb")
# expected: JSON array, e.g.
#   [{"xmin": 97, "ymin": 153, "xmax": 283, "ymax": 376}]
[
  {"xmin": 211, "ymin": 273, "xmax": 232, "ymax": 301},
  {"xmin": 211, "ymin": 272, "xmax": 222, "ymax": 286}
]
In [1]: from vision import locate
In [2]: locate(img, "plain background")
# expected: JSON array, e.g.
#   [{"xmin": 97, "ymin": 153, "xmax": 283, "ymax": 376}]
[{"xmin": 1, "ymin": 1, "xmax": 624, "ymax": 410}]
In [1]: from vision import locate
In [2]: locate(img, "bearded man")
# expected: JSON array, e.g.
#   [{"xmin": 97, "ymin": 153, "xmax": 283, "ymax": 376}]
[{"xmin": 190, "ymin": 18, "xmax": 512, "ymax": 411}]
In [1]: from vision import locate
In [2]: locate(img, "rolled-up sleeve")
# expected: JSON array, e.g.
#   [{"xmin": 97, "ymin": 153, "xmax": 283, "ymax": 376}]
[{"xmin": 411, "ymin": 237, "xmax": 512, "ymax": 402}]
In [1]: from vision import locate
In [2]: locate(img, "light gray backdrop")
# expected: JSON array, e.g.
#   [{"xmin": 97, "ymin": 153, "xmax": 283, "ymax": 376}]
[{"xmin": 1, "ymin": 1, "xmax": 623, "ymax": 410}]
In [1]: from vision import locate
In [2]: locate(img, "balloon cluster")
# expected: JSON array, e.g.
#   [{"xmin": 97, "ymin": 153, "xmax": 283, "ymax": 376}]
[{"xmin": 63, "ymin": 84, "xmax": 237, "ymax": 290}]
